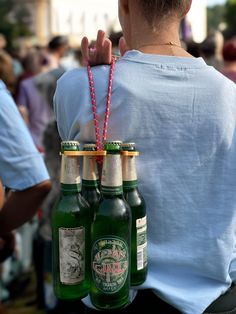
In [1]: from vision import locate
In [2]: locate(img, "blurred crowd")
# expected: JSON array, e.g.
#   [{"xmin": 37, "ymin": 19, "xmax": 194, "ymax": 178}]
[{"xmin": 0, "ymin": 27, "xmax": 235, "ymax": 314}]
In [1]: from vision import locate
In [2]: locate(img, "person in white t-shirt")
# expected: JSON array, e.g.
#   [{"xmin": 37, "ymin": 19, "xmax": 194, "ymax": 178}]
[{"xmin": 54, "ymin": 1, "xmax": 236, "ymax": 313}]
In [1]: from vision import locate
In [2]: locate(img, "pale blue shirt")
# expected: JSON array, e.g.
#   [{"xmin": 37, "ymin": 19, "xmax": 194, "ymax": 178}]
[
  {"xmin": 0, "ymin": 81, "xmax": 49, "ymax": 190},
  {"xmin": 54, "ymin": 51, "xmax": 236, "ymax": 314}
]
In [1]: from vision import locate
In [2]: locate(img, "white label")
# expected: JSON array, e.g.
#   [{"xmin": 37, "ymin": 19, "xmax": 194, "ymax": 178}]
[
  {"xmin": 82, "ymin": 156, "xmax": 99, "ymax": 181},
  {"xmin": 101, "ymin": 155, "xmax": 122, "ymax": 187},
  {"xmin": 60, "ymin": 155, "xmax": 80, "ymax": 184},
  {"xmin": 136, "ymin": 216, "xmax": 147, "ymax": 271},
  {"xmin": 59, "ymin": 227, "xmax": 85, "ymax": 284},
  {"xmin": 122, "ymin": 156, "xmax": 137, "ymax": 182}
]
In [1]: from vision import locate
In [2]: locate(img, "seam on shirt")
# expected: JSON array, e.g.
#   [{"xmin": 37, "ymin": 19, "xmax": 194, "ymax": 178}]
[{"xmin": 121, "ymin": 57, "xmax": 206, "ymax": 70}]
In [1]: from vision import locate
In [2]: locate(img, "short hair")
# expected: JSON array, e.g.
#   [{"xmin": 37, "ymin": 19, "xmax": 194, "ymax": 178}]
[
  {"xmin": 138, "ymin": 0, "xmax": 191, "ymax": 27},
  {"xmin": 48, "ymin": 36, "xmax": 68, "ymax": 51},
  {"xmin": 223, "ymin": 39, "xmax": 236, "ymax": 62}
]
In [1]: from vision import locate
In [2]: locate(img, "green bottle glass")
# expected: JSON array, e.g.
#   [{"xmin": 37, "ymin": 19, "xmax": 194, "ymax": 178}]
[
  {"xmin": 121, "ymin": 143, "xmax": 147, "ymax": 286},
  {"xmin": 81, "ymin": 144, "xmax": 100, "ymax": 212},
  {"xmin": 90, "ymin": 141, "xmax": 131, "ymax": 310},
  {"xmin": 51, "ymin": 141, "xmax": 91, "ymax": 300}
]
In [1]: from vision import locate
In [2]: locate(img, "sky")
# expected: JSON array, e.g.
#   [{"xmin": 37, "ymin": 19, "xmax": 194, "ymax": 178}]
[{"xmin": 206, "ymin": 0, "xmax": 226, "ymax": 6}]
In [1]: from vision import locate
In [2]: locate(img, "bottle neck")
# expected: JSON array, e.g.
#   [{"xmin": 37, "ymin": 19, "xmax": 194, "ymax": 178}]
[
  {"xmin": 61, "ymin": 183, "xmax": 81, "ymax": 195},
  {"xmin": 122, "ymin": 156, "xmax": 138, "ymax": 190},
  {"xmin": 101, "ymin": 153, "xmax": 123, "ymax": 195},
  {"xmin": 60, "ymin": 155, "xmax": 81, "ymax": 192},
  {"xmin": 82, "ymin": 155, "xmax": 99, "ymax": 187}
]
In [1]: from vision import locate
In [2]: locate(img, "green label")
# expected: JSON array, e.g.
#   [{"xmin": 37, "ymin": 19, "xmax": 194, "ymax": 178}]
[
  {"xmin": 92, "ymin": 237, "xmax": 129, "ymax": 294},
  {"xmin": 136, "ymin": 216, "xmax": 147, "ymax": 270}
]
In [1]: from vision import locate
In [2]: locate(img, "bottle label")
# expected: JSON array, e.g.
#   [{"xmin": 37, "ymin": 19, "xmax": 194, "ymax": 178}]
[
  {"xmin": 122, "ymin": 156, "xmax": 137, "ymax": 182},
  {"xmin": 136, "ymin": 216, "xmax": 147, "ymax": 270},
  {"xmin": 59, "ymin": 227, "xmax": 85, "ymax": 285},
  {"xmin": 92, "ymin": 237, "xmax": 129, "ymax": 294},
  {"xmin": 83, "ymin": 156, "xmax": 99, "ymax": 181},
  {"xmin": 101, "ymin": 155, "xmax": 122, "ymax": 192},
  {"xmin": 61, "ymin": 156, "xmax": 81, "ymax": 184}
]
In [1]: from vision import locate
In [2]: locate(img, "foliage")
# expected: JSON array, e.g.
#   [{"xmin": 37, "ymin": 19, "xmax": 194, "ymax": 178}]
[
  {"xmin": 225, "ymin": 0, "xmax": 236, "ymax": 37},
  {"xmin": 207, "ymin": 5, "xmax": 225, "ymax": 33},
  {"xmin": 0, "ymin": 0, "xmax": 32, "ymax": 49}
]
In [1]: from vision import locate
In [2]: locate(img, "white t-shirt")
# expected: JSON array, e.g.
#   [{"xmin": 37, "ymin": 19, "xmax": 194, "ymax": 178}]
[{"xmin": 54, "ymin": 50, "xmax": 236, "ymax": 314}]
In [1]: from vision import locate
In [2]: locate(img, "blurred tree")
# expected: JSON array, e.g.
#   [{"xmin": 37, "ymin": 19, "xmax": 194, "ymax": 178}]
[
  {"xmin": 0, "ymin": 0, "xmax": 31, "ymax": 50},
  {"xmin": 207, "ymin": 5, "xmax": 225, "ymax": 33},
  {"xmin": 225, "ymin": 0, "xmax": 236, "ymax": 37}
]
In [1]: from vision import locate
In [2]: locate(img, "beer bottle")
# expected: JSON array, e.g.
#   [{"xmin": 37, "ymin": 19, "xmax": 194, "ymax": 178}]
[
  {"xmin": 90, "ymin": 141, "xmax": 131, "ymax": 310},
  {"xmin": 121, "ymin": 143, "xmax": 147, "ymax": 286},
  {"xmin": 51, "ymin": 141, "xmax": 90, "ymax": 300},
  {"xmin": 81, "ymin": 144, "xmax": 100, "ymax": 211}
]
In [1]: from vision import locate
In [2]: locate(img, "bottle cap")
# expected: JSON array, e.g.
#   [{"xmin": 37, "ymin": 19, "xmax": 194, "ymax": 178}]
[
  {"xmin": 104, "ymin": 140, "xmax": 122, "ymax": 151},
  {"xmin": 121, "ymin": 142, "xmax": 136, "ymax": 151},
  {"xmin": 83, "ymin": 143, "xmax": 96, "ymax": 151},
  {"xmin": 61, "ymin": 141, "xmax": 80, "ymax": 152}
]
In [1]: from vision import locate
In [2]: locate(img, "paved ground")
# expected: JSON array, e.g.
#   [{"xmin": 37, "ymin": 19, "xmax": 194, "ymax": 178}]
[{"xmin": 0, "ymin": 269, "xmax": 46, "ymax": 314}]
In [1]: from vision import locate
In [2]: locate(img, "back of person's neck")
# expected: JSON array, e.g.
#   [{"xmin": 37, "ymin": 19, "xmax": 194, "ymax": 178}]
[{"xmin": 129, "ymin": 21, "xmax": 191, "ymax": 57}]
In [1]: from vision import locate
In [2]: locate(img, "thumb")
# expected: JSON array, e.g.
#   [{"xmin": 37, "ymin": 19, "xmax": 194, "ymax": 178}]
[{"xmin": 119, "ymin": 37, "xmax": 128, "ymax": 57}]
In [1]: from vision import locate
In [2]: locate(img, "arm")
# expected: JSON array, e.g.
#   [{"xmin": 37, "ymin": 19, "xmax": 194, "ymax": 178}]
[
  {"xmin": 0, "ymin": 82, "xmax": 51, "ymax": 236},
  {"xmin": 0, "ymin": 180, "xmax": 51, "ymax": 236}
]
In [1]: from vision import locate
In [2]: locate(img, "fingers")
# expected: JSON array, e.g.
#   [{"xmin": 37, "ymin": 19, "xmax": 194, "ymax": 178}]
[
  {"xmin": 103, "ymin": 39, "xmax": 112, "ymax": 64},
  {"xmin": 96, "ymin": 30, "xmax": 106, "ymax": 53},
  {"xmin": 81, "ymin": 36, "xmax": 89, "ymax": 63},
  {"xmin": 95, "ymin": 30, "xmax": 112, "ymax": 65},
  {"xmin": 81, "ymin": 30, "xmax": 113, "ymax": 66}
]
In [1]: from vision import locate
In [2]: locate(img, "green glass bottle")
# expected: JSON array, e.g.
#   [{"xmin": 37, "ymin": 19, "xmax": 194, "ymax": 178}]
[
  {"xmin": 121, "ymin": 143, "xmax": 147, "ymax": 286},
  {"xmin": 51, "ymin": 141, "xmax": 91, "ymax": 300},
  {"xmin": 90, "ymin": 141, "xmax": 131, "ymax": 310},
  {"xmin": 81, "ymin": 144, "xmax": 100, "ymax": 212}
]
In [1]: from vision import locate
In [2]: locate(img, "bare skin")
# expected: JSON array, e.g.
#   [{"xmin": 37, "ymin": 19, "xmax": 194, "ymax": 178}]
[
  {"xmin": 0, "ymin": 180, "xmax": 51, "ymax": 236},
  {"xmin": 0, "ymin": 176, "xmax": 51, "ymax": 262}
]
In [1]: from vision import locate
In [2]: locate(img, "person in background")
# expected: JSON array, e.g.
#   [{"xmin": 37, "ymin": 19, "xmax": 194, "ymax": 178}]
[
  {"xmin": 186, "ymin": 40, "xmax": 200, "ymax": 58},
  {"xmin": 199, "ymin": 30, "xmax": 224, "ymax": 70},
  {"xmin": 109, "ymin": 30, "xmax": 123, "ymax": 56},
  {"xmin": 221, "ymin": 37, "xmax": 236, "ymax": 83},
  {"xmin": 0, "ymin": 181, "xmax": 15, "ymax": 264},
  {"xmin": 0, "ymin": 50, "xmax": 16, "ymax": 95},
  {"xmin": 16, "ymin": 36, "xmax": 68, "ymax": 151},
  {"xmin": 54, "ymin": 0, "xmax": 236, "ymax": 313},
  {"xmin": 46, "ymin": 36, "xmax": 69, "ymax": 70},
  {"xmin": 0, "ymin": 77, "xmax": 51, "ymax": 304},
  {"xmin": 0, "ymin": 79, "xmax": 51, "ymax": 235}
]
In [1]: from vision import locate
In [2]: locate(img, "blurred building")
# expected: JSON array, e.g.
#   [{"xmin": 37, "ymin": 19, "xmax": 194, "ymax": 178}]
[
  {"xmin": 16, "ymin": 0, "xmax": 119, "ymax": 46},
  {"xmin": 16, "ymin": 0, "xmax": 206, "ymax": 46},
  {"xmin": 188, "ymin": 0, "xmax": 207, "ymax": 43}
]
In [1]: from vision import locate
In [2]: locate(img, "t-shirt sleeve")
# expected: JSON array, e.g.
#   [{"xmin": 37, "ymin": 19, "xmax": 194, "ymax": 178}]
[{"xmin": 0, "ymin": 87, "xmax": 49, "ymax": 190}]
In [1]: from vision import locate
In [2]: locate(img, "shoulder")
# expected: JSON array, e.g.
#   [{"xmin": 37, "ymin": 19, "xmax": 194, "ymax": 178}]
[
  {"xmin": 56, "ymin": 65, "xmax": 111, "ymax": 94},
  {"xmin": 0, "ymin": 81, "xmax": 17, "ymax": 110},
  {"xmin": 200, "ymin": 65, "xmax": 235, "ymax": 90},
  {"xmin": 0, "ymin": 80, "xmax": 11, "ymax": 97}
]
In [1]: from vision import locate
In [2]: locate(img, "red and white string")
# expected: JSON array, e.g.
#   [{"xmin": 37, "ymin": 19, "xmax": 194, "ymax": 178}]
[{"xmin": 87, "ymin": 57, "xmax": 116, "ymax": 153}]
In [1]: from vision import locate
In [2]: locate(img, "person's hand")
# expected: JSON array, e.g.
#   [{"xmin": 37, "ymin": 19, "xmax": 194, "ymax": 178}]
[
  {"xmin": 18, "ymin": 105, "xmax": 29, "ymax": 125},
  {"xmin": 81, "ymin": 30, "xmax": 128, "ymax": 66},
  {"xmin": 81, "ymin": 30, "xmax": 112, "ymax": 66},
  {"xmin": 0, "ymin": 232, "xmax": 15, "ymax": 263}
]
